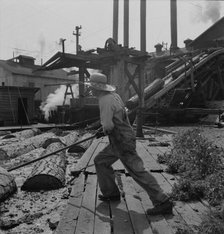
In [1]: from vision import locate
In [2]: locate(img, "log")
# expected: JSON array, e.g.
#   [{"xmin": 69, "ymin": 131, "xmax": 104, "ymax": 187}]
[
  {"xmin": 2, "ymin": 148, "xmax": 45, "ymax": 172},
  {"xmin": 0, "ymin": 132, "xmax": 56, "ymax": 160},
  {"xmin": 67, "ymin": 132, "xmax": 95, "ymax": 153},
  {"xmin": 2, "ymin": 128, "xmax": 41, "ymax": 140},
  {"xmin": 126, "ymin": 78, "xmax": 164, "ymax": 109},
  {"xmin": 60, "ymin": 131, "xmax": 79, "ymax": 146},
  {"xmin": 0, "ymin": 166, "xmax": 17, "ymax": 202},
  {"xmin": 0, "ymin": 128, "xmax": 41, "ymax": 147},
  {"xmin": 42, "ymin": 131, "xmax": 79, "ymax": 149},
  {"xmin": 21, "ymin": 141, "xmax": 67, "ymax": 191}
]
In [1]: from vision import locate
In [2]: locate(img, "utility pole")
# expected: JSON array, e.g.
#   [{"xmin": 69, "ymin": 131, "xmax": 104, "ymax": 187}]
[
  {"xmin": 73, "ymin": 26, "xmax": 82, "ymax": 54},
  {"xmin": 60, "ymin": 38, "xmax": 66, "ymax": 53}
]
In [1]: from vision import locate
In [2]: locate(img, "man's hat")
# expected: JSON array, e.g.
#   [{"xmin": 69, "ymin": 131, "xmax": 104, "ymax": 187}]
[{"xmin": 86, "ymin": 73, "xmax": 116, "ymax": 92}]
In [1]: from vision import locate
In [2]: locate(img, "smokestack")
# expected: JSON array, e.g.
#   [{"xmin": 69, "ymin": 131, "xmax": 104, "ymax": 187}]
[
  {"xmin": 123, "ymin": 0, "xmax": 129, "ymax": 47},
  {"xmin": 113, "ymin": 0, "xmax": 119, "ymax": 43},
  {"xmin": 140, "ymin": 0, "xmax": 146, "ymax": 52},
  {"xmin": 170, "ymin": 0, "xmax": 178, "ymax": 51}
]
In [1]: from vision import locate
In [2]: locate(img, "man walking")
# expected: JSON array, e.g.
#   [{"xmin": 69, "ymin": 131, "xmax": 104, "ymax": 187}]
[{"xmin": 88, "ymin": 72, "xmax": 173, "ymax": 215}]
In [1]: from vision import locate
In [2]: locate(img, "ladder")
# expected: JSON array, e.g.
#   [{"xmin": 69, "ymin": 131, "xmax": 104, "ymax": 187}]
[{"xmin": 63, "ymin": 84, "xmax": 74, "ymax": 105}]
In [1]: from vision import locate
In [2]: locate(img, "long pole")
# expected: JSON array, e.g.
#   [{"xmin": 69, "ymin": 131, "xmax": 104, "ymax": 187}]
[{"xmin": 8, "ymin": 134, "xmax": 97, "ymax": 172}]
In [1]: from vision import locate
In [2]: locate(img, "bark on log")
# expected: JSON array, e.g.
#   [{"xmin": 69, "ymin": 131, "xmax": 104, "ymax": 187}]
[
  {"xmin": 67, "ymin": 132, "xmax": 94, "ymax": 153},
  {"xmin": 126, "ymin": 78, "xmax": 164, "ymax": 109},
  {"xmin": 2, "ymin": 148, "xmax": 45, "ymax": 171},
  {"xmin": 0, "ymin": 166, "xmax": 17, "ymax": 202},
  {"xmin": 60, "ymin": 131, "xmax": 79, "ymax": 146},
  {"xmin": 2, "ymin": 128, "xmax": 41, "ymax": 140},
  {"xmin": 0, "ymin": 132, "xmax": 56, "ymax": 160},
  {"xmin": 42, "ymin": 131, "xmax": 79, "ymax": 149},
  {"xmin": 21, "ymin": 141, "xmax": 66, "ymax": 191}
]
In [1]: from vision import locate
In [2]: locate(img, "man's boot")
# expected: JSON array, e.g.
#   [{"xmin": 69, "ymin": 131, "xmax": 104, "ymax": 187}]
[{"xmin": 147, "ymin": 200, "xmax": 173, "ymax": 215}]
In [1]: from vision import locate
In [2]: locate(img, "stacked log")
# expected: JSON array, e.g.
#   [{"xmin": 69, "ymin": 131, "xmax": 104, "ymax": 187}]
[
  {"xmin": 126, "ymin": 78, "xmax": 165, "ymax": 110},
  {"xmin": 0, "ymin": 132, "xmax": 56, "ymax": 160},
  {"xmin": 67, "ymin": 132, "xmax": 94, "ymax": 153},
  {"xmin": 2, "ymin": 128, "xmax": 41, "ymax": 140},
  {"xmin": 60, "ymin": 131, "xmax": 79, "ymax": 146},
  {"xmin": 21, "ymin": 141, "xmax": 67, "ymax": 191},
  {"xmin": 0, "ymin": 166, "xmax": 17, "ymax": 202},
  {"xmin": 42, "ymin": 131, "xmax": 79, "ymax": 149}
]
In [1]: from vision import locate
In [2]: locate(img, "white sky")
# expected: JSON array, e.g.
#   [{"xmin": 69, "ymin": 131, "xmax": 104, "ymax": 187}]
[{"xmin": 0, "ymin": 0, "xmax": 223, "ymax": 65}]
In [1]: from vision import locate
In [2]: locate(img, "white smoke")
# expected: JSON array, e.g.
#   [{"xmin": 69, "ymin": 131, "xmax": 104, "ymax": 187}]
[
  {"xmin": 40, "ymin": 84, "xmax": 79, "ymax": 120},
  {"xmin": 193, "ymin": 0, "xmax": 221, "ymax": 24}
]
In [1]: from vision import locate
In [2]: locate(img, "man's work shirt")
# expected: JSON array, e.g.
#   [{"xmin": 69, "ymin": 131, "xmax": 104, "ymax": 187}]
[{"xmin": 98, "ymin": 91, "xmax": 136, "ymax": 154}]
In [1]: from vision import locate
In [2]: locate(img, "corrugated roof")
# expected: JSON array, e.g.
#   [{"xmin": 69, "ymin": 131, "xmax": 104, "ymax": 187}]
[
  {"xmin": 189, "ymin": 16, "xmax": 224, "ymax": 48},
  {"xmin": 0, "ymin": 59, "xmax": 68, "ymax": 79}
]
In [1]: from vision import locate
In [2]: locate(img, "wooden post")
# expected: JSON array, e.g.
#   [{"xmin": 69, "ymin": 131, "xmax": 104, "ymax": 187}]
[
  {"xmin": 136, "ymin": 63, "xmax": 145, "ymax": 137},
  {"xmin": 190, "ymin": 60, "xmax": 195, "ymax": 93},
  {"xmin": 79, "ymin": 66, "xmax": 85, "ymax": 107}
]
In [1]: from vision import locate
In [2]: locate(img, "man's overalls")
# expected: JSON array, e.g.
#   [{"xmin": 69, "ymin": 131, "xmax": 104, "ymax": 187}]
[{"xmin": 94, "ymin": 92, "xmax": 168, "ymax": 206}]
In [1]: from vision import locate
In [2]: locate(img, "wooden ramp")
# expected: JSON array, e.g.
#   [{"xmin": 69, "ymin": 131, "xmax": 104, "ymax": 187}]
[{"xmin": 55, "ymin": 135, "xmax": 209, "ymax": 234}]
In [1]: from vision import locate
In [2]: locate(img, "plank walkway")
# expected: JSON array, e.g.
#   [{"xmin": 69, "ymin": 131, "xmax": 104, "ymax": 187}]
[{"xmin": 55, "ymin": 134, "xmax": 209, "ymax": 234}]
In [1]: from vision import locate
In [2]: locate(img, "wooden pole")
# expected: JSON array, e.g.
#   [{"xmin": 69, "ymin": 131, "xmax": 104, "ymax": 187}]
[
  {"xmin": 136, "ymin": 63, "xmax": 145, "ymax": 137},
  {"xmin": 79, "ymin": 66, "xmax": 85, "ymax": 107}
]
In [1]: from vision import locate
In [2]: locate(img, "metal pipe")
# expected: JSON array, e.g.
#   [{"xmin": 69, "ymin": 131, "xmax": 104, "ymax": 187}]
[
  {"xmin": 140, "ymin": 0, "xmax": 146, "ymax": 52},
  {"xmin": 124, "ymin": 0, "xmax": 129, "ymax": 47},
  {"xmin": 113, "ymin": 0, "xmax": 119, "ymax": 43},
  {"xmin": 170, "ymin": 0, "xmax": 178, "ymax": 50}
]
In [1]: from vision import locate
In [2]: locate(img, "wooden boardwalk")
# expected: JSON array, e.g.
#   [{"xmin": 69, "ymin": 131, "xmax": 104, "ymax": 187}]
[{"xmin": 55, "ymin": 134, "xmax": 209, "ymax": 234}]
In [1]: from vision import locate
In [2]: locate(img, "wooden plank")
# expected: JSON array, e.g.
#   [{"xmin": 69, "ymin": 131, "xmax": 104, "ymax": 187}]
[
  {"xmin": 94, "ymin": 184, "xmax": 111, "ymax": 234},
  {"xmin": 70, "ymin": 138, "xmax": 100, "ymax": 173},
  {"xmin": 55, "ymin": 173, "xmax": 85, "ymax": 234},
  {"xmin": 136, "ymin": 141, "xmax": 163, "ymax": 171},
  {"xmin": 75, "ymin": 175, "xmax": 97, "ymax": 234},
  {"xmin": 110, "ymin": 182, "xmax": 133, "ymax": 234},
  {"xmin": 86, "ymin": 141, "xmax": 107, "ymax": 173},
  {"xmin": 121, "ymin": 175, "xmax": 154, "ymax": 234},
  {"xmin": 133, "ymin": 181, "xmax": 175, "ymax": 234}
]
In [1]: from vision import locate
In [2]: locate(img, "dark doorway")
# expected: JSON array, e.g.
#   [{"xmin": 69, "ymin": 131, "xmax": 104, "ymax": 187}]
[{"xmin": 18, "ymin": 98, "xmax": 28, "ymax": 125}]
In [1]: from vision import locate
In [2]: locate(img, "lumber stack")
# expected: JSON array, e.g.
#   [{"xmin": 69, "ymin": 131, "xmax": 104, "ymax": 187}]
[{"xmin": 0, "ymin": 166, "xmax": 17, "ymax": 202}]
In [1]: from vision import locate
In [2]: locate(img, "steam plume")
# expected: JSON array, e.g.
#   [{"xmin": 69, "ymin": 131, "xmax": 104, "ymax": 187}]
[
  {"xmin": 194, "ymin": 0, "xmax": 221, "ymax": 24},
  {"xmin": 40, "ymin": 84, "xmax": 79, "ymax": 120}
]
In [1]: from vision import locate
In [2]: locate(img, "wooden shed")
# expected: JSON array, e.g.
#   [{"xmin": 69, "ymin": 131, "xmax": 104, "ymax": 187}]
[{"xmin": 0, "ymin": 86, "xmax": 39, "ymax": 126}]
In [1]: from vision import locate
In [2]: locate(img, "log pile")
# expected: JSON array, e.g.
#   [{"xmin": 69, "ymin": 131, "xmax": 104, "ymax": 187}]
[
  {"xmin": 0, "ymin": 132, "xmax": 56, "ymax": 160},
  {"xmin": 21, "ymin": 141, "xmax": 67, "ymax": 191},
  {"xmin": 0, "ymin": 166, "xmax": 17, "ymax": 202},
  {"xmin": 67, "ymin": 132, "xmax": 95, "ymax": 153}
]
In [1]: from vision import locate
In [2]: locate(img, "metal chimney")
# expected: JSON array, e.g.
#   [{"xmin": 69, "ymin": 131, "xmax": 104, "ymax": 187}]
[
  {"xmin": 170, "ymin": 0, "xmax": 178, "ymax": 50},
  {"xmin": 140, "ymin": 0, "xmax": 146, "ymax": 52},
  {"xmin": 124, "ymin": 0, "xmax": 129, "ymax": 47},
  {"xmin": 113, "ymin": 0, "xmax": 119, "ymax": 43}
]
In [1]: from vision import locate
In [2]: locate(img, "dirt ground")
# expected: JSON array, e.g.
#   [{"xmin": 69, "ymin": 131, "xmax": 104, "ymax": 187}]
[{"xmin": 0, "ymin": 123, "xmax": 224, "ymax": 234}]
